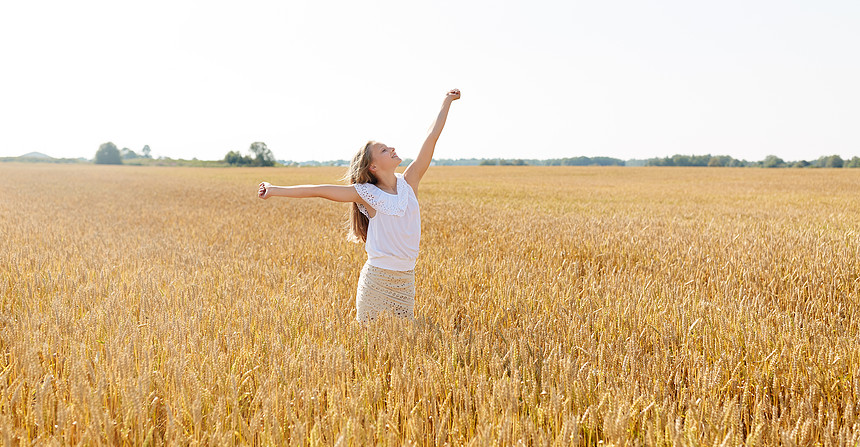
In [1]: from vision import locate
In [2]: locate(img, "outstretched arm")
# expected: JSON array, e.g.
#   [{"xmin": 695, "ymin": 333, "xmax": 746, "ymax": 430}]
[
  {"xmin": 404, "ymin": 89, "xmax": 460, "ymax": 193},
  {"xmin": 258, "ymin": 182, "xmax": 361, "ymax": 203}
]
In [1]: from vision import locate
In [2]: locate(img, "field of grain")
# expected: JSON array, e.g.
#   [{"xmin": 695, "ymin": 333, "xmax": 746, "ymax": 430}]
[{"xmin": 1, "ymin": 163, "xmax": 859, "ymax": 445}]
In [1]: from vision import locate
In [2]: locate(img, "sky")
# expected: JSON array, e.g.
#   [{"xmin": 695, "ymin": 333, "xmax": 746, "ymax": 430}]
[{"xmin": 1, "ymin": 0, "xmax": 858, "ymax": 162}]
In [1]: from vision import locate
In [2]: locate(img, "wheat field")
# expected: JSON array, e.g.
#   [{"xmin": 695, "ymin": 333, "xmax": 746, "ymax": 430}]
[{"xmin": 1, "ymin": 163, "xmax": 858, "ymax": 445}]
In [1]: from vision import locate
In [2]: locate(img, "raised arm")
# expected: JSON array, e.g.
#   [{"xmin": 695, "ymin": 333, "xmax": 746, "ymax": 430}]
[
  {"xmin": 258, "ymin": 182, "xmax": 361, "ymax": 203},
  {"xmin": 403, "ymin": 89, "xmax": 460, "ymax": 192}
]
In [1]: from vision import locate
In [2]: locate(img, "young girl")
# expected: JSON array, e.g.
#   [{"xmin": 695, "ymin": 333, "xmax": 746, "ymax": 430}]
[{"xmin": 258, "ymin": 89, "xmax": 460, "ymax": 322}]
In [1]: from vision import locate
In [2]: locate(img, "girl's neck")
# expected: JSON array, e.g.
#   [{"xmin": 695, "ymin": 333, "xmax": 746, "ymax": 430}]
[{"xmin": 375, "ymin": 171, "xmax": 397, "ymax": 194}]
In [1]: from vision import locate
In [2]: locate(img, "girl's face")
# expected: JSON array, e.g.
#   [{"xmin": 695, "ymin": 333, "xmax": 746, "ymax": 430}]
[{"xmin": 370, "ymin": 142, "xmax": 401, "ymax": 173}]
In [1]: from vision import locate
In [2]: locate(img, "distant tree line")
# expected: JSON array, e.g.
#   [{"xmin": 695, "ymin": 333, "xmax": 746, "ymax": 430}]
[
  {"xmin": 544, "ymin": 156, "xmax": 624, "ymax": 166},
  {"xmin": 646, "ymin": 154, "xmax": 748, "ymax": 167},
  {"xmin": 94, "ymin": 142, "xmax": 152, "ymax": 165},
  {"xmin": 224, "ymin": 142, "xmax": 276, "ymax": 167},
  {"xmin": 645, "ymin": 154, "xmax": 860, "ymax": 168},
  {"xmin": 279, "ymin": 159, "xmax": 350, "ymax": 167},
  {"xmin": 478, "ymin": 156, "xmax": 624, "ymax": 166},
  {"xmin": 85, "ymin": 143, "xmax": 859, "ymax": 168},
  {"xmin": 0, "ymin": 154, "xmax": 83, "ymax": 164},
  {"xmin": 479, "ymin": 159, "xmax": 528, "ymax": 166},
  {"xmin": 92, "ymin": 141, "xmax": 277, "ymax": 167},
  {"xmin": 756, "ymin": 154, "xmax": 860, "ymax": 168},
  {"xmin": 122, "ymin": 145, "xmax": 151, "ymax": 160}
]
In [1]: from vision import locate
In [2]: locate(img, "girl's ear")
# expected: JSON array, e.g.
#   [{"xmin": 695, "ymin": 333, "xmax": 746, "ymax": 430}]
[{"xmin": 370, "ymin": 165, "xmax": 377, "ymax": 172}]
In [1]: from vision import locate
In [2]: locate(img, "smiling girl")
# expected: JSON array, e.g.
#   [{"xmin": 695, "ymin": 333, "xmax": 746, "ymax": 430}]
[{"xmin": 258, "ymin": 89, "xmax": 460, "ymax": 322}]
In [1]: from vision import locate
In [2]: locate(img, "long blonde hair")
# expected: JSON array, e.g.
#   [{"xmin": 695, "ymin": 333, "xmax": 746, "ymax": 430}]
[{"xmin": 345, "ymin": 141, "xmax": 376, "ymax": 242}]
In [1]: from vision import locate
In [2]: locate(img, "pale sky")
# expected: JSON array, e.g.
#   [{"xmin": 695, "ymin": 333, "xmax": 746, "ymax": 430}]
[{"xmin": 1, "ymin": 0, "xmax": 858, "ymax": 162}]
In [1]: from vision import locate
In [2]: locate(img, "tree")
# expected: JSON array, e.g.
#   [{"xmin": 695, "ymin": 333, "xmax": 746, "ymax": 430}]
[
  {"xmin": 142, "ymin": 145, "xmax": 151, "ymax": 158},
  {"xmin": 812, "ymin": 155, "xmax": 844, "ymax": 168},
  {"xmin": 95, "ymin": 142, "xmax": 122, "ymax": 165},
  {"xmin": 671, "ymin": 155, "xmax": 699, "ymax": 166},
  {"xmin": 762, "ymin": 155, "xmax": 785, "ymax": 168},
  {"xmin": 708, "ymin": 156, "xmax": 737, "ymax": 167},
  {"xmin": 121, "ymin": 147, "xmax": 139, "ymax": 160},
  {"xmin": 547, "ymin": 156, "xmax": 623, "ymax": 166},
  {"xmin": 824, "ymin": 155, "xmax": 844, "ymax": 168},
  {"xmin": 249, "ymin": 142, "xmax": 275, "ymax": 167},
  {"xmin": 646, "ymin": 157, "xmax": 674, "ymax": 167},
  {"xmin": 845, "ymin": 157, "xmax": 860, "ymax": 168},
  {"xmin": 224, "ymin": 150, "xmax": 252, "ymax": 166}
]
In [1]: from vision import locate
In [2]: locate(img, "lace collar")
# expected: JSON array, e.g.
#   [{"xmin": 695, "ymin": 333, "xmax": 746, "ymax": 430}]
[{"xmin": 355, "ymin": 174, "xmax": 410, "ymax": 217}]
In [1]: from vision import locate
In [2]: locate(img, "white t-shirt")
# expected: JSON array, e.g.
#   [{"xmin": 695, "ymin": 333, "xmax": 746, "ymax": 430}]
[{"xmin": 353, "ymin": 173, "xmax": 421, "ymax": 271}]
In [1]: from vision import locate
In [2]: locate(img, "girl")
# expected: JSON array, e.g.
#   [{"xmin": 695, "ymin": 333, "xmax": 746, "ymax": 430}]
[{"xmin": 258, "ymin": 89, "xmax": 460, "ymax": 322}]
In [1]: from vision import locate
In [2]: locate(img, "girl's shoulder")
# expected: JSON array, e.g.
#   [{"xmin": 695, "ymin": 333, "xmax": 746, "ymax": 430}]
[{"xmin": 396, "ymin": 172, "xmax": 417, "ymax": 197}]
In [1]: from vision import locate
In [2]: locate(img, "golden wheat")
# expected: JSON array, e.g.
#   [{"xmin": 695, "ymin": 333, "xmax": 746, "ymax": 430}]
[{"xmin": 1, "ymin": 163, "xmax": 858, "ymax": 445}]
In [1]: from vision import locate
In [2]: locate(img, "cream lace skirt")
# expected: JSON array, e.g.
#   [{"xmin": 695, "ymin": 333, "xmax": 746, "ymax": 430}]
[{"xmin": 355, "ymin": 262, "xmax": 415, "ymax": 322}]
